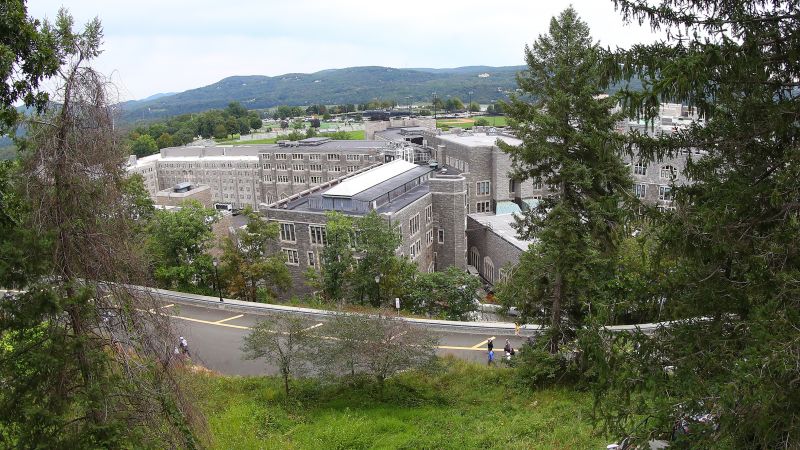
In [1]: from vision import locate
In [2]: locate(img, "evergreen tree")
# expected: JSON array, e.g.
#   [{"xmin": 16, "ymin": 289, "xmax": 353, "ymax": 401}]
[
  {"xmin": 589, "ymin": 1, "xmax": 800, "ymax": 447},
  {"xmin": 498, "ymin": 7, "xmax": 631, "ymax": 353}
]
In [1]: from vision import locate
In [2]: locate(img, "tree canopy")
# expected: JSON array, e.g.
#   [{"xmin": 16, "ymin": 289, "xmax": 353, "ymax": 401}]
[{"xmin": 498, "ymin": 7, "xmax": 631, "ymax": 353}]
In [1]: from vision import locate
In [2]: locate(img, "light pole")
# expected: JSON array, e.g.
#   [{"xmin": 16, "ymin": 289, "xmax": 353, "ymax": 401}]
[
  {"xmin": 374, "ymin": 274, "xmax": 381, "ymax": 305},
  {"xmin": 432, "ymin": 92, "xmax": 437, "ymax": 120},
  {"xmin": 213, "ymin": 259, "xmax": 223, "ymax": 302}
]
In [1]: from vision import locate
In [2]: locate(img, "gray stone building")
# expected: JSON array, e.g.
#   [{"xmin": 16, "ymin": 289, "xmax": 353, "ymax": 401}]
[
  {"xmin": 126, "ymin": 138, "xmax": 389, "ymax": 210},
  {"xmin": 260, "ymin": 159, "xmax": 467, "ymax": 292}
]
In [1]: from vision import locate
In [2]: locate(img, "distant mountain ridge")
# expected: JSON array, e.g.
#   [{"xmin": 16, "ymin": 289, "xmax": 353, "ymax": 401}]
[{"xmin": 119, "ymin": 65, "xmax": 526, "ymax": 123}]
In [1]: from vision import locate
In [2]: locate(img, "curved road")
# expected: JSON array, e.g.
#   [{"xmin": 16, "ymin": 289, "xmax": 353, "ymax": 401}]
[{"xmin": 162, "ymin": 302, "xmax": 527, "ymax": 376}]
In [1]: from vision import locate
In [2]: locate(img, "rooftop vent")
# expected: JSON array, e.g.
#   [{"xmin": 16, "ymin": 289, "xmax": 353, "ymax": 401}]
[{"xmin": 173, "ymin": 181, "xmax": 193, "ymax": 193}]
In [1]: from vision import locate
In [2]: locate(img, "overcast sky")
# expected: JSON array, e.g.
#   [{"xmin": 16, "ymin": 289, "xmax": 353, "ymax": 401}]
[{"xmin": 29, "ymin": 1, "xmax": 662, "ymax": 101}]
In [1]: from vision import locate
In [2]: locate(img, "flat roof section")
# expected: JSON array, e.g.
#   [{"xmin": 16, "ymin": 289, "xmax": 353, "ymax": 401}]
[
  {"xmin": 324, "ymin": 159, "xmax": 417, "ymax": 198},
  {"xmin": 353, "ymin": 165, "xmax": 433, "ymax": 202},
  {"xmin": 469, "ymin": 213, "xmax": 533, "ymax": 251},
  {"xmin": 438, "ymin": 132, "xmax": 522, "ymax": 148}
]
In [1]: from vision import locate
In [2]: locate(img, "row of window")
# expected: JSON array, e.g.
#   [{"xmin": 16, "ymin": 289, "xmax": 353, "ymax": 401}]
[
  {"xmin": 280, "ymin": 223, "xmax": 329, "ymax": 244},
  {"xmin": 633, "ymin": 184, "xmax": 673, "ymax": 201},
  {"xmin": 633, "ymin": 163, "xmax": 678, "ymax": 179},
  {"xmin": 265, "ymin": 153, "xmax": 367, "ymax": 161}
]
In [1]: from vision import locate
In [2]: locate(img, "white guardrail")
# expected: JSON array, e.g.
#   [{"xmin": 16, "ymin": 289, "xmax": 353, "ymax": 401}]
[
  {"xmin": 2, "ymin": 286, "xmax": 669, "ymax": 336},
  {"xmin": 137, "ymin": 287, "xmax": 667, "ymax": 336}
]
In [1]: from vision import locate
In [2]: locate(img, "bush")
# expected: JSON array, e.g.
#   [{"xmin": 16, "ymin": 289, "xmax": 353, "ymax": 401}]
[
  {"xmin": 474, "ymin": 118, "xmax": 490, "ymax": 126},
  {"xmin": 515, "ymin": 340, "xmax": 584, "ymax": 388}
]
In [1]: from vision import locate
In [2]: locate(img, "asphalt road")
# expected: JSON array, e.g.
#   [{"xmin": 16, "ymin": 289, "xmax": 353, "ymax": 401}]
[{"xmin": 163, "ymin": 303, "xmax": 527, "ymax": 376}]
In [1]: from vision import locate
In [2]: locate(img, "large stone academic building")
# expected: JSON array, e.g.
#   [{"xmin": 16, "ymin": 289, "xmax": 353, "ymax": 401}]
[{"xmin": 128, "ymin": 104, "xmax": 699, "ymax": 292}]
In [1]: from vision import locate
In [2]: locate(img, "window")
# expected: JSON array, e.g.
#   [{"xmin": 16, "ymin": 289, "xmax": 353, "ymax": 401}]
[
  {"xmin": 309, "ymin": 164, "xmax": 322, "ymax": 171},
  {"xmin": 634, "ymin": 162, "xmax": 647, "ymax": 175},
  {"xmin": 283, "ymin": 248, "xmax": 299, "ymax": 265},
  {"xmin": 309, "ymin": 225, "xmax": 327, "ymax": 245},
  {"xmin": 499, "ymin": 268, "xmax": 511, "ymax": 284},
  {"xmin": 346, "ymin": 154, "xmax": 360, "ymax": 161},
  {"xmin": 292, "ymin": 153, "xmax": 303, "ymax": 160},
  {"xmin": 309, "ymin": 154, "xmax": 321, "ymax": 161},
  {"xmin": 426, "ymin": 229, "xmax": 434, "ymax": 247},
  {"xmin": 347, "ymin": 166, "xmax": 358, "ymax": 173},
  {"xmin": 262, "ymin": 154, "xmax": 271, "ymax": 160},
  {"xmin": 476, "ymin": 201, "xmax": 491, "ymax": 213},
  {"xmin": 327, "ymin": 154, "xmax": 339, "ymax": 161},
  {"xmin": 293, "ymin": 175, "xmax": 306, "ymax": 183},
  {"xmin": 469, "ymin": 247, "xmax": 480, "ymax": 268},
  {"xmin": 409, "ymin": 213, "xmax": 420, "ymax": 235},
  {"xmin": 508, "ymin": 179, "xmax": 516, "ymax": 193},
  {"xmin": 277, "ymin": 175, "xmax": 289, "ymax": 183},
  {"xmin": 292, "ymin": 164, "xmax": 304, "ymax": 171},
  {"xmin": 425, "ymin": 205, "xmax": 432, "ymax": 224},
  {"xmin": 310, "ymin": 176, "xmax": 322, "ymax": 184},
  {"xmin": 263, "ymin": 163, "xmax": 272, "ymax": 170},
  {"xmin": 410, "ymin": 239, "xmax": 421, "ymax": 259},
  {"xmin": 307, "ymin": 251, "xmax": 316, "ymax": 267},
  {"xmin": 276, "ymin": 164, "xmax": 287, "ymax": 171},
  {"xmin": 331, "ymin": 166, "xmax": 341, "ymax": 172},
  {"xmin": 660, "ymin": 165, "xmax": 677, "ymax": 179},
  {"xmin": 634, "ymin": 183, "xmax": 647, "ymax": 199},
  {"xmin": 437, "ymin": 229, "xmax": 444, "ymax": 243},
  {"xmin": 483, "ymin": 257, "xmax": 495, "ymax": 283},
  {"xmin": 275, "ymin": 153, "xmax": 287, "ymax": 160},
  {"xmin": 532, "ymin": 179, "xmax": 543, "ymax": 190},
  {"xmin": 263, "ymin": 174, "xmax": 273, "ymax": 182},
  {"xmin": 477, "ymin": 180, "xmax": 490, "ymax": 196},
  {"xmin": 279, "ymin": 223, "xmax": 296, "ymax": 242},
  {"xmin": 658, "ymin": 185, "xmax": 673, "ymax": 201}
]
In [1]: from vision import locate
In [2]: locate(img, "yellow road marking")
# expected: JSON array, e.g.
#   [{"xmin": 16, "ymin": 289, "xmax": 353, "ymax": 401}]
[
  {"xmin": 171, "ymin": 314, "xmax": 250, "ymax": 330},
  {"xmin": 215, "ymin": 314, "xmax": 244, "ymax": 324},
  {"xmin": 302, "ymin": 322, "xmax": 324, "ymax": 332},
  {"xmin": 471, "ymin": 336, "xmax": 496, "ymax": 349},
  {"xmin": 161, "ymin": 304, "xmax": 175, "ymax": 309},
  {"xmin": 162, "ymin": 311, "xmax": 516, "ymax": 352}
]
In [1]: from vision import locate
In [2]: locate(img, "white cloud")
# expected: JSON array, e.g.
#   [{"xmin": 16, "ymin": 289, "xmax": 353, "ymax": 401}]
[{"xmin": 28, "ymin": 0, "xmax": 662, "ymax": 100}]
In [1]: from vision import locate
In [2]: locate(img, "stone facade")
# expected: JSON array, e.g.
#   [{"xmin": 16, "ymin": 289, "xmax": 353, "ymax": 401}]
[
  {"xmin": 154, "ymin": 184, "xmax": 213, "ymax": 209},
  {"xmin": 125, "ymin": 140, "xmax": 388, "ymax": 210},
  {"xmin": 465, "ymin": 214, "xmax": 527, "ymax": 285},
  {"xmin": 428, "ymin": 174, "xmax": 468, "ymax": 271}
]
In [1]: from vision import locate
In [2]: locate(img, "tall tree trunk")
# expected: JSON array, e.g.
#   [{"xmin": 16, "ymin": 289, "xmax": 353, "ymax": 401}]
[{"xmin": 550, "ymin": 271, "xmax": 563, "ymax": 354}]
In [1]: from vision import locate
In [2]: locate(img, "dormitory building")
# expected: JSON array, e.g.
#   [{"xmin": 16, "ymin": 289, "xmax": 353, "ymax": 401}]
[{"xmin": 127, "ymin": 104, "xmax": 698, "ymax": 294}]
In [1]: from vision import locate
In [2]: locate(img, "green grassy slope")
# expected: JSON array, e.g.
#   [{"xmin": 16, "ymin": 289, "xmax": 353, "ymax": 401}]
[{"xmin": 188, "ymin": 358, "xmax": 605, "ymax": 449}]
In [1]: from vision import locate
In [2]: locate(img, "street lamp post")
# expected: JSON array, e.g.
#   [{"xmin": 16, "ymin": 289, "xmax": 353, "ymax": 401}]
[
  {"xmin": 374, "ymin": 274, "xmax": 381, "ymax": 305},
  {"xmin": 213, "ymin": 259, "xmax": 223, "ymax": 302}
]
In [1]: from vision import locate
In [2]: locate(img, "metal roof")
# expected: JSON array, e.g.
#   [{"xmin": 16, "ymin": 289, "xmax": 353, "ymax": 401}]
[
  {"xmin": 323, "ymin": 159, "xmax": 417, "ymax": 198},
  {"xmin": 353, "ymin": 165, "xmax": 433, "ymax": 201}
]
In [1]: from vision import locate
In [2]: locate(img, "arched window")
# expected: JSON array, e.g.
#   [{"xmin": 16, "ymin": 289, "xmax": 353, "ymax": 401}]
[
  {"xmin": 660, "ymin": 165, "xmax": 677, "ymax": 179},
  {"xmin": 469, "ymin": 247, "xmax": 480, "ymax": 268},
  {"xmin": 483, "ymin": 256, "xmax": 495, "ymax": 283}
]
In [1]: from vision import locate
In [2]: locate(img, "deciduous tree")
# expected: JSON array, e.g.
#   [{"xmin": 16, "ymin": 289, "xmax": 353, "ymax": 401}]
[{"xmin": 220, "ymin": 207, "xmax": 290, "ymax": 302}]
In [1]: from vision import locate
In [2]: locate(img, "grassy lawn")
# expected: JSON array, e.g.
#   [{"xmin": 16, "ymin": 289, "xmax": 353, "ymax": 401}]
[
  {"xmin": 188, "ymin": 358, "xmax": 605, "ymax": 449},
  {"xmin": 437, "ymin": 116, "xmax": 508, "ymax": 129}
]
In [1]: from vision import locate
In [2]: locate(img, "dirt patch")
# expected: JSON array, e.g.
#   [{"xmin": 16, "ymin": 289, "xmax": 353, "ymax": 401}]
[{"xmin": 437, "ymin": 118, "xmax": 473, "ymax": 124}]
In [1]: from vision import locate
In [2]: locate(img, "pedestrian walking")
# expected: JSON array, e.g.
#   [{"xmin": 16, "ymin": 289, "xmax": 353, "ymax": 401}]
[
  {"xmin": 487, "ymin": 338, "xmax": 494, "ymax": 352},
  {"xmin": 514, "ymin": 322, "xmax": 521, "ymax": 336},
  {"xmin": 504, "ymin": 339, "xmax": 513, "ymax": 360},
  {"xmin": 179, "ymin": 336, "xmax": 190, "ymax": 357},
  {"xmin": 488, "ymin": 349, "xmax": 495, "ymax": 366}
]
